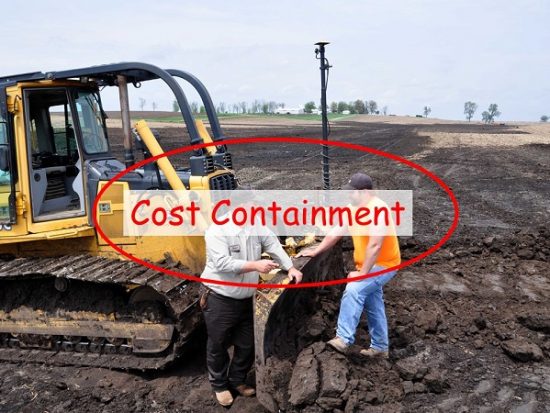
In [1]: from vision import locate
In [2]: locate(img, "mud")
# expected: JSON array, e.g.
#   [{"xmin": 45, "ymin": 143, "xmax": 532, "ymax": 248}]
[
  {"xmin": 0, "ymin": 117, "xmax": 548, "ymax": 412},
  {"xmin": 261, "ymin": 227, "xmax": 550, "ymax": 412}
]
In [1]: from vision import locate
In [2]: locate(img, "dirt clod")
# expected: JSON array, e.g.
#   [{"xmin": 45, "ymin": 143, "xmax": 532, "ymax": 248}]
[
  {"xmin": 319, "ymin": 354, "xmax": 349, "ymax": 398},
  {"xmin": 501, "ymin": 340, "xmax": 544, "ymax": 362},
  {"xmin": 288, "ymin": 348, "xmax": 320, "ymax": 406},
  {"xmin": 517, "ymin": 311, "xmax": 550, "ymax": 334},
  {"xmin": 423, "ymin": 370, "xmax": 449, "ymax": 394}
]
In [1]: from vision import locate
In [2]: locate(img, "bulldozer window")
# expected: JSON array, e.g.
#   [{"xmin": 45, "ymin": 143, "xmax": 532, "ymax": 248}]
[
  {"xmin": 24, "ymin": 88, "xmax": 86, "ymax": 221},
  {"xmin": 74, "ymin": 91, "xmax": 109, "ymax": 154},
  {"xmin": 0, "ymin": 119, "xmax": 12, "ymax": 222}
]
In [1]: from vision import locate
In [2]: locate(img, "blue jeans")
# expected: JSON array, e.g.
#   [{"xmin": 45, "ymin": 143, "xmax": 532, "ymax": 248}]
[{"xmin": 336, "ymin": 265, "xmax": 397, "ymax": 351}]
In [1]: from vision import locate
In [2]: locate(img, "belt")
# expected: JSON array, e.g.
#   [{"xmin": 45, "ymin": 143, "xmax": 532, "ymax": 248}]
[{"xmin": 208, "ymin": 288, "xmax": 254, "ymax": 302}]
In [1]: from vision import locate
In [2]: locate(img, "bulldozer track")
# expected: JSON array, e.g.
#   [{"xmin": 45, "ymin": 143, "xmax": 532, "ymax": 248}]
[{"xmin": 0, "ymin": 255, "xmax": 203, "ymax": 370}]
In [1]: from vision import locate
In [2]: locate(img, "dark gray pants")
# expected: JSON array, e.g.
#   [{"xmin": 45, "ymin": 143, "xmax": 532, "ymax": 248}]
[{"xmin": 202, "ymin": 290, "xmax": 254, "ymax": 391}]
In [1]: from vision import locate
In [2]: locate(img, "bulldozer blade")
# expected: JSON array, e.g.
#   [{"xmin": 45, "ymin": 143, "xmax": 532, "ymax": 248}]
[{"xmin": 254, "ymin": 244, "xmax": 344, "ymax": 412}]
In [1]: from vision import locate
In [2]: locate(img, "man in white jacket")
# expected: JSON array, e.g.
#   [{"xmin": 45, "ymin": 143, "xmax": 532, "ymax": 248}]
[{"xmin": 200, "ymin": 192, "xmax": 303, "ymax": 407}]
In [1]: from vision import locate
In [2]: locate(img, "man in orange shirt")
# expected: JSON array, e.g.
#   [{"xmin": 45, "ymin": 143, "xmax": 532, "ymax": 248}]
[{"xmin": 298, "ymin": 173, "xmax": 401, "ymax": 358}]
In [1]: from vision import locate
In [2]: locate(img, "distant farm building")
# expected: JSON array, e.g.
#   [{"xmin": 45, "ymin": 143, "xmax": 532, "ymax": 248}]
[{"xmin": 275, "ymin": 107, "xmax": 305, "ymax": 115}]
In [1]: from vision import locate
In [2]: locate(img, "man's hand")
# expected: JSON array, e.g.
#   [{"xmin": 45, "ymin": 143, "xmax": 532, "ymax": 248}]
[
  {"xmin": 295, "ymin": 247, "xmax": 318, "ymax": 258},
  {"xmin": 287, "ymin": 267, "xmax": 303, "ymax": 283},
  {"xmin": 254, "ymin": 260, "xmax": 280, "ymax": 273},
  {"xmin": 347, "ymin": 271, "xmax": 361, "ymax": 279}
]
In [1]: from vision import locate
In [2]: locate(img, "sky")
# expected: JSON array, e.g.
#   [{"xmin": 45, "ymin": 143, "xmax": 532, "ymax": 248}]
[{"xmin": 0, "ymin": 0, "xmax": 548, "ymax": 121}]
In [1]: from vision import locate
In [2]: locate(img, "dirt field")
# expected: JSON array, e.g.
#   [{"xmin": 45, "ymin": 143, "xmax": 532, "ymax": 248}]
[{"xmin": 0, "ymin": 115, "xmax": 548, "ymax": 413}]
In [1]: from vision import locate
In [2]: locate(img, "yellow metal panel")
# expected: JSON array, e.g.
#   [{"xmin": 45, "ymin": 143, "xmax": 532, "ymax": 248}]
[
  {"xmin": 99, "ymin": 235, "xmax": 206, "ymax": 273},
  {"xmin": 96, "ymin": 181, "xmax": 136, "ymax": 246},
  {"xmin": 0, "ymin": 226, "xmax": 95, "ymax": 245}
]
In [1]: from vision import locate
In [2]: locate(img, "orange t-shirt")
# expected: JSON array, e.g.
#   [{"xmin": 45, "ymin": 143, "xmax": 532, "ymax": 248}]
[{"xmin": 350, "ymin": 197, "xmax": 401, "ymax": 270}]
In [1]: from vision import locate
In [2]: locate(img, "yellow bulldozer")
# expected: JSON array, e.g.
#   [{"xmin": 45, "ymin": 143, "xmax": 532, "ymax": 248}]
[{"xmin": 0, "ymin": 62, "xmax": 342, "ymax": 411}]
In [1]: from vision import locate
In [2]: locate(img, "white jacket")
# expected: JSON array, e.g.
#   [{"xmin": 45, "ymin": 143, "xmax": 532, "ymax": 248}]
[{"xmin": 200, "ymin": 222, "xmax": 293, "ymax": 299}]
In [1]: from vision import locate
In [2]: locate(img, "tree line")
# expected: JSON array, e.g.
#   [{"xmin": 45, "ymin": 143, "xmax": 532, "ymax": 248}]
[
  {"xmin": 305, "ymin": 100, "xmax": 388, "ymax": 115},
  {"xmin": 146, "ymin": 96, "xmax": 547, "ymax": 122},
  {"xmin": 172, "ymin": 99, "xmax": 286, "ymax": 115}
]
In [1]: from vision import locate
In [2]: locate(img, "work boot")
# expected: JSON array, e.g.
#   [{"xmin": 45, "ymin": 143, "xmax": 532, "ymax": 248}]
[
  {"xmin": 234, "ymin": 384, "xmax": 256, "ymax": 397},
  {"xmin": 214, "ymin": 390, "xmax": 234, "ymax": 406},
  {"xmin": 327, "ymin": 336, "xmax": 349, "ymax": 354},
  {"xmin": 360, "ymin": 347, "xmax": 389, "ymax": 359}
]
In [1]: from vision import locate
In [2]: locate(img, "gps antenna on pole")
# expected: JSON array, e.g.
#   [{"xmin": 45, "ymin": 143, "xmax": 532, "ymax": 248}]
[{"xmin": 315, "ymin": 41, "xmax": 331, "ymax": 190}]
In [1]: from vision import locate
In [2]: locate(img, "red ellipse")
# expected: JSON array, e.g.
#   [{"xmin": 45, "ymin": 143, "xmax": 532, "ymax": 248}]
[{"xmin": 92, "ymin": 137, "xmax": 459, "ymax": 289}]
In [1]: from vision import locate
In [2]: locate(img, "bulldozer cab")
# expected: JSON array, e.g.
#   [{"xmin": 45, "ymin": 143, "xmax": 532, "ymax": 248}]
[{"xmin": 0, "ymin": 62, "xmax": 235, "ymax": 240}]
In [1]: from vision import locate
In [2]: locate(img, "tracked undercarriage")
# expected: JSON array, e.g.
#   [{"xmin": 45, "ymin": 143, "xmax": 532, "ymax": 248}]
[{"xmin": 0, "ymin": 255, "xmax": 202, "ymax": 370}]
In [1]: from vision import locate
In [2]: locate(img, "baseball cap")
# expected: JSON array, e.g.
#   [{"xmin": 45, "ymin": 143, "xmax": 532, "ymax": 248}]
[{"xmin": 342, "ymin": 173, "xmax": 373, "ymax": 190}]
